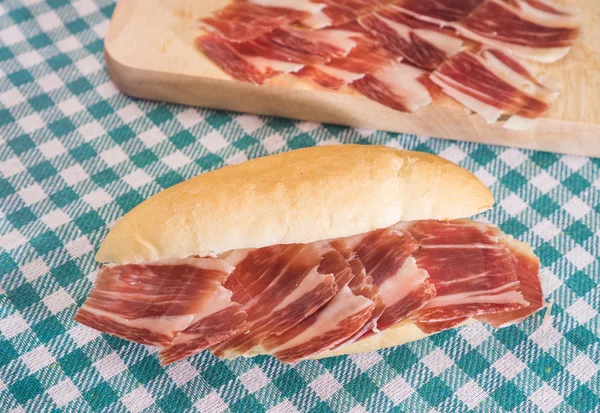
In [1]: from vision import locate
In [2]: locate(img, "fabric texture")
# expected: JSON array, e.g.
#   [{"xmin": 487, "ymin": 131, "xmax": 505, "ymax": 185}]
[{"xmin": 0, "ymin": 0, "xmax": 599, "ymax": 412}]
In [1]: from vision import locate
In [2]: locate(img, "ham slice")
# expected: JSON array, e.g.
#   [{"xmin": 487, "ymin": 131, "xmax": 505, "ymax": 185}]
[
  {"xmin": 296, "ymin": 64, "xmax": 365, "ymax": 89},
  {"xmin": 268, "ymin": 27, "xmax": 364, "ymax": 58},
  {"xmin": 408, "ymin": 220, "xmax": 531, "ymax": 333},
  {"xmin": 262, "ymin": 286, "xmax": 375, "ymax": 362},
  {"xmin": 346, "ymin": 226, "xmax": 436, "ymax": 336},
  {"xmin": 455, "ymin": 0, "xmax": 581, "ymax": 63},
  {"xmin": 199, "ymin": 2, "xmax": 321, "ymax": 42},
  {"xmin": 197, "ymin": 34, "xmax": 325, "ymax": 84},
  {"xmin": 327, "ymin": 36, "xmax": 392, "ymax": 74},
  {"xmin": 330, "ymin": 239, "xmax": 386, "ymax": 344},
  {"xmin": 352, "ymin": 62, "xmax": 434, "ymax": 112},
  {"xmin": 476, "ymin": 239, "xmax": 543, "ymax": 327},
  {"xmin": 291, "ymin": 22, "xmax": 436, "ymax": 111},
  {"xmin": 397, "ymin": 0, "xmax": 484, "ymax": 26},
  {"xmin": 359, "ymin": 6, "xmax": 464, "ymax": 70},
  {"xmin": 74, "ymin": 258, "xmax": 242, "ymax": 347},
  {"xmin": 296, "ymin": 23, "xmax": 389, "ymax": 88},
  {"xmin": 301, "ymin": 0, "xmax": 386, "ymax": 29},
  {"xmin": 158, "ymin": 288, "xmax": 246, "ymax": 365},
  {"xmin": 210, "ymin": 243, "xmax": 339, "ymax": 358},
  {"xmin": 430, "ymin": 48, "xmax": 559, "ymax": 125},
  {"xmin": 260, "ymin": 239, "xmax": 379, "ymax": 362}
]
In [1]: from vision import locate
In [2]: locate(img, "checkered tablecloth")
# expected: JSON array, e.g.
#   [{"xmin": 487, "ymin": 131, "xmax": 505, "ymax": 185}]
[{"xmin": 1, "ymin": 1, "xmax": 599, "ymax": 412}]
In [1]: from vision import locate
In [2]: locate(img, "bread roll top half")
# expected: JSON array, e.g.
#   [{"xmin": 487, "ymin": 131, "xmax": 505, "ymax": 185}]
[{"xmin": 96, "ymin": 145, "xmax": 494, "ymax": 264}]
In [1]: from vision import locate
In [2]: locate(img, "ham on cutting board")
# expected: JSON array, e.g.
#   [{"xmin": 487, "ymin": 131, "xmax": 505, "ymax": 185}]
[{"xmin": 104, "ymin": 0, "xmax": 599, "ymax": 156}]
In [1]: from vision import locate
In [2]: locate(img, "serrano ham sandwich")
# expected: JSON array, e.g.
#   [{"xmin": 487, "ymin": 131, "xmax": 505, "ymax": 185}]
[{"xmin": 75, "ymin": 145, "xmax": 543, "ymax": 365}]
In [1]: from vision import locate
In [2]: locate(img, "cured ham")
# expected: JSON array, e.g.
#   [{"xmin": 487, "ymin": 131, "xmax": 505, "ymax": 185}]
[
  {"xmin": 199, "ymin": 2, "xmax": 322, "ymax": 42},
  {"xmin": 326, "ymin": 34, "xmax": 392, "ymax": 74},
  {"xmin": 476, "ymin": 239, "xmax": 543, "ymax": 327},
  {"xmin": 199, "ymin": 25, "xmax": 365, "ymax": 86},
  {"xmin": 74, "ymin": 258, "xmax": 242, "ymax": 347},
  {"xmin": 294, "ymin": 23, "xmax": 436, "ymax": 110},
  {"xmin": 197, "ymin": 34, "xmax": 325, "ymax": 84},
  {"xmin": 195, "ymin": 0, "xmax": 577, "ymax": 126},
  {"xmin": 352, "ymin": 62, "xmax": 434, "ymax": 112},
  {"xmin": 296, "ymin": 64, "xmax": 365, "ymax": 89},
  {"xmin": 209, "ymin": 243, "xmax": 340, "ymax": 358},
  {"xmin": 296, "ymin": 23, "xmax": 390, "ymax": 89},
  {"xmin": 301, "ymin": 0, "xmax": 386, "ymax": 29},
  {"xmin": 397, "ymin": 0, "xmax": 484, "ymax": 26},
  {"xmin": 158, "ymin": 288, "xmax": 246, "ymax": 365},
  {"xmin": 260, "ymin": 239, "xmax": 380, "ymax": 362},
  {"xmin": 359, "ymin": 6, "xmax": 464, "ymax": 70},
  {"xmin": 454, "ymin": 0, "xmax": 580, "ymax": 62},
  {"xmin": 430, "ymin": 48, "xmax": 559, "ymax": 126},
  {"xmin": 267, "ymin": 27, "xmax": 364, "ymax": 58},
  {"xmin": 408, "ymin": 220, "xmax": 531, "ymax": 333},
  {"xmin": 331, "ymin": 238, "xmax": 386, "ymax": 343},
  {"xmin": 262, "ymin": 286, "xmax": 374, "ymax": 362},
  {"xmin": 77, "ymin": 220, "xmax": 543, "ymax": 364},
  {"xmin": 346, "ymin": 227, "xmax": 435, "ymax": 336}
]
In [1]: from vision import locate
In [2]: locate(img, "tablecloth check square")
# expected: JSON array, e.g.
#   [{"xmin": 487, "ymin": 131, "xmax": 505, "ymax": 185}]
[{"xmin": 0, "ymin": 0, "xmax": 599, "ymax": 412}]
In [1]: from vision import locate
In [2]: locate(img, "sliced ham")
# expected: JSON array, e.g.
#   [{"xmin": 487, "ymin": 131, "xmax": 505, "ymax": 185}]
[
  {"xmin": 77, "ymin": 219, "xmax": 543, "ymax": 365},
  {"xmin": 430, "ymin": 48, "xmax": 559, "ymax": 125},
  {"xmin": 330, "ymin": 239, "xmax": 386, "ymax": 344},
  {"xmin": 455, "ymin": 0, "xmax": 580, "ymax": 63},
  {"xmin": 267, "ymin": 27, "xmax": 365, "ymax": 59},
  {"xmin": 230, "ymin": 35, "xmax": 327, "ymax": 65},
  {"xmin": 476, "ymin": 239, "xmax": 543, "ymax": 327},
  {"xmin": 296, "ymin": 64, "xmax": 365, "ymax": 89},
  {"xmin": 352, "ymin": 62, "xmax": 434, "ymax": 112},
  {"xmin": 302, "ymin": 11, "xmax": 335, "ymax": 30},
  {"xmin": 301, "ymin": 0, "xmax": 386, "ymax": 29},
  {"xmin": 288, "ymin": 21, "xmax": 437, "ymax": 111},
  {"xmin": 196, "ymin": 0, "xmax": 576, "ymax": 124},
  {"xmin": 296, "ymin": 42, "xmax": 387, "ymax": 89},
  {"xmin": 198, "ymin": 34, "xmax": 283, "ymax": 84},
  {"xmin": 74, "ymin": 258, "xmax": 241, "ymax": 347},
  {"xmin": 372, "ymin": 256, "xmax": 436, "ymax": 331},
  {"xmin": 327, "ymin": 38, "xmax": 393, "ymax": 74},
  {"xmin": 296, "ymin": 23, "xmax": 390, "ymax": 89},
  {"xmin": 260, "ymin": 239, "xmax": 379, "ymax": 362},
  {"xmin": 397, "ymin": 0, "xmax": 484, "ymax": 26},
  {"xmin": 158, "ymin": 289, "xmax": 246, "ymax": 365},
  {"xmin": 262, "ymin": 286, "xmax": 375, "ymax": 362},
  {"xmin": 346, "ymin": 226, "xmax": 436, "ymax": 336},
  {"xmin": 409, "ymin": 220, "xmax": 531, "ymax": 333},
  {"xmin": 197, "ymin": 34, "xmax": 325, "ymax": 84},
  {"xmin": 210, "ymin": 243, "xmax": 339, "ymax": 358},
  {"xmin": 358, "ymin": 6, "xmax": 464, "ymax": 70},
  {"xmin": 199, "ymin": 2, "xmax": 320, "ymax": 42}
]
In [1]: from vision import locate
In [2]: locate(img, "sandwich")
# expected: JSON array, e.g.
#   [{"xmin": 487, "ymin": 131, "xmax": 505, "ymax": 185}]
[{"xmin": 74, "ymin": 144, "xmax": 543, "ymax": 365}]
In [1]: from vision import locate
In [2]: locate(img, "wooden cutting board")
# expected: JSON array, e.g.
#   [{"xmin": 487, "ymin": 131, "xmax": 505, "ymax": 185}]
[{"xmin": 105, "ymin": 0, "xmax": 600, "ymax": 157}]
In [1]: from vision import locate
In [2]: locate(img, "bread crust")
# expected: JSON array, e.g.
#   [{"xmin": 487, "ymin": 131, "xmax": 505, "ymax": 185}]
[{"xmin": 97, "ymin": 145, "xmax": 494, "ymax": 264}]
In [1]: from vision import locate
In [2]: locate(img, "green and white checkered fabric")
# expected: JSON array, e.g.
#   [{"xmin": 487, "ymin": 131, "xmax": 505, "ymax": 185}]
[{"xmin": 1, "ymin": 1, "xmax": 599, "ymax": 412}]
